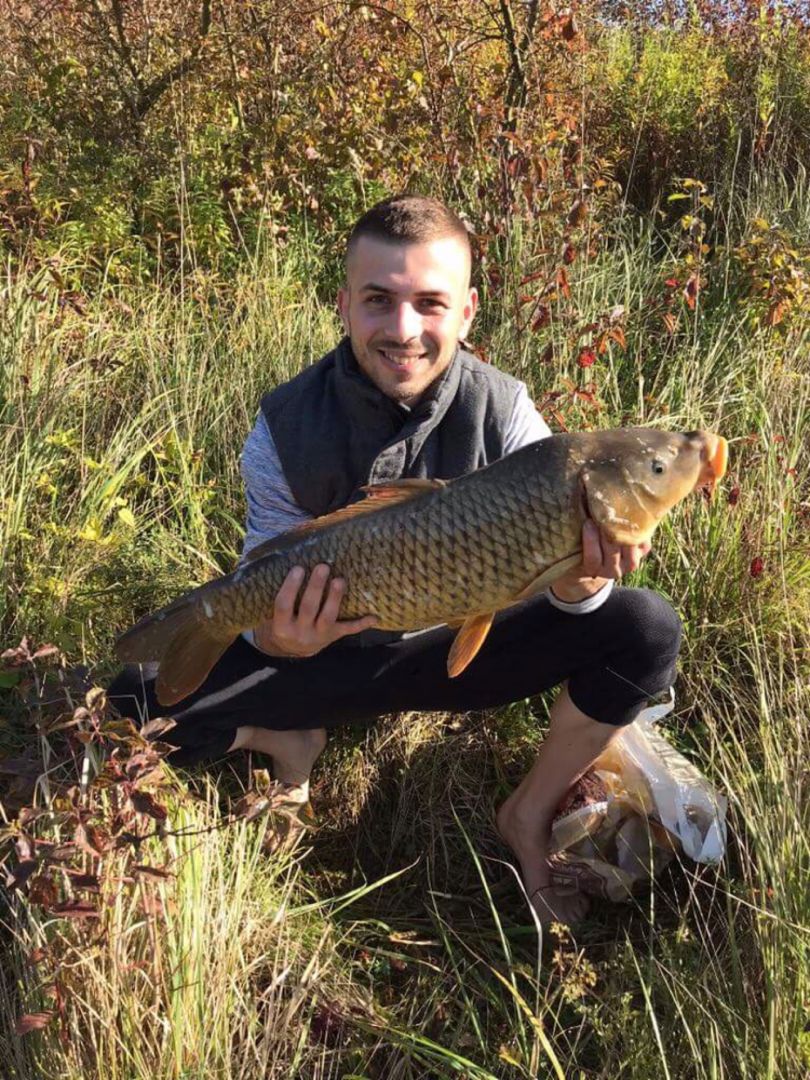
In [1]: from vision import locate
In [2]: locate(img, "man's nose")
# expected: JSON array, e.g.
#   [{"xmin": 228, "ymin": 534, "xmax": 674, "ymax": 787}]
[{"xmin": 390, "ymin": 302, "xmax": 422, "ymax": 342}]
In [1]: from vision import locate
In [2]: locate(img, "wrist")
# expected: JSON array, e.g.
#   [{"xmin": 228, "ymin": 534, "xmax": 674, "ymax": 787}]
[
  {"xmin": 547, "ymin": 578, "xmax": 614, "ymax": 614},
  {"xmin": 549, "ymin": 576, "xmax": 610, "ymax": 603},
  {"xmin": 250, "ymin": 623, "xmax": 290, "ymax": 657}
]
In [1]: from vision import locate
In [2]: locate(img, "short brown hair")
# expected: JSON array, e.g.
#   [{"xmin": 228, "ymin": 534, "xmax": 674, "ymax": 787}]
[{"xmin": 346, "ymin": 194, "xmax": 471, "ymax": 265}]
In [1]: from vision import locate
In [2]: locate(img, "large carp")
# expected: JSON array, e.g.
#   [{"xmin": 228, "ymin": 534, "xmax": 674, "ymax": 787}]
[{"xmin": 116, "ymin": 427, "xmax": 727, "ymax": 706}]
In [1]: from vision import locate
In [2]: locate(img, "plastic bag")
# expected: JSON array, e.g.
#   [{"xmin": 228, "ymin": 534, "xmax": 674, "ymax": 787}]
[{"xmin": 548, "ymin": 691, "xmax": 728, "ymax": 902}]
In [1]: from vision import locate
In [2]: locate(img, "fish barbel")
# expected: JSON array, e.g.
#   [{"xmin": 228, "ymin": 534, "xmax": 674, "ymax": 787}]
[{"xmin": 116, "ymin": 427, "xmax": 727, "ymax": 706}]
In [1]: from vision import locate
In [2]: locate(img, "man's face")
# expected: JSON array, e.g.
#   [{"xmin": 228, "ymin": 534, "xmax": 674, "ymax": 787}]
[{"xmin": 337, "ymin": 235, "xmax": 478, "ymax": 407}]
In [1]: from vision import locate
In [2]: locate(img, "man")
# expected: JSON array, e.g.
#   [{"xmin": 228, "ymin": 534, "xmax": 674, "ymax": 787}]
[{"xmin": 108, "ymin": 195, "xmax": 681, "ymax": 925}]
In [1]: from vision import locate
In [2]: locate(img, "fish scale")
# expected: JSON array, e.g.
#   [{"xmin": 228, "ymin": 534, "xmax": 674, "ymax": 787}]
[{"xmin": 115, "ymin": 427, "xmax": 727, "ymax": 706}]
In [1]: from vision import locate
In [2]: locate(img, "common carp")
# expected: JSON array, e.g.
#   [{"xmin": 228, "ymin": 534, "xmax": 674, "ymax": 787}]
[{"xmin": 116, "ymin": 428, "xmax": 727, "ymax": 706}]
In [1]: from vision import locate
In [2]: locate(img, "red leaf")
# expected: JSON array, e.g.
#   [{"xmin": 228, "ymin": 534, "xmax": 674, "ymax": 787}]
[
  {"xmin": 124, "ymin": 750, "xmax": 163, "ymax": 782},
  {"xmin": 557, "ymin": 267, "xmax": 571, "ymax": 299},
  {"xmin": 133, "ymin": 864, "xmax": 173, "ymax": 881},
  {"xmin": 683, "ymin": 274, "xmax": 700, "ymax": 310},
  {"xmin": 32, "ymin": 644, "xmax": 60, "ymax": 662},
  {"xmin": 63, "ymin": 871, "xmax": 101, "ymax": 891},
  {"xmin": 6, "ymin": 859, "xmax": 38, "ymax": 890},
  {"xmin": 539, "ymin": 343, "xmax": 554, "ymax": 364},
  {"xmin": 531, "ymin": 305, "xmax": 551, "ymax": 332},
  {"xmin": 562, "ymin": 243, "xmax": 577, "ymax": 265},
  {"xmin": 566, "ymin": 200, "xmax": 587, "ymax": 228},
  {"xmin": 74, "ymin": 823, "xmax": 108, "ymax": 857},
  {"xmin": 577, "ymin": 347, "xmax": 596, "ymax": 368},
  {"xmin": 664, "ymin": 278, "xmax": 680, "ymax": 289},
  {"xmin": 561, "ymin": 14, "xmax": 579, "ymax": 41},
  {"xmin": 28, "ymin": 875, "xmax": 59, "ymax": 908},
  {"xmin": 727, "ymin": 486, "xmax": 740, "ymax": 506},
  {"xmin": 51, "ymin": 900, "xmax": 99, "ymax": 919},
  {"xmin": 749, "ymin": 557, "xmax": 765, "ymax": 578},
  {"xmin": 129, "ymin": 790, "xmax": 168, "ymax": 822},
  {"xmin": 15, "ymin": 1011, "xmax": 54, "ymax": 1035},
  {"xmin": 519, "ymin": 269, "xmax": 548, "ymax": 286},
  {"xmin": 139, "ymin": 717, "xmax": 177, "ymax": 741}
]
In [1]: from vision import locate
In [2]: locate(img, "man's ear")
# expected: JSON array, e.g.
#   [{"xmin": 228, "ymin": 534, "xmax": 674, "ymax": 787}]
[
  {"xmin": 459, "ymin": 286, "xmax": 478, "ymax": 339},
  {"xmin": 337, "ymin": 285, "xmax": 350, "ymax": 333}
]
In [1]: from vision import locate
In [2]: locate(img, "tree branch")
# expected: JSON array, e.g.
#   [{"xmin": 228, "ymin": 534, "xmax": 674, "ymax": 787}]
[{"xmin": 134, "ymin": 0, "xmax": 212, "ymax": 120}]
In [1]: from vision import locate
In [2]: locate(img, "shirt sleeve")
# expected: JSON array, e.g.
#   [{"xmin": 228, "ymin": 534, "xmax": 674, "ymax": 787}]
[
  {"xmin": 239, "ymin": 412, "xmax": 312, "ymax": 560},
  {"xmin": 502, "ymin": 382, "xmax": 552, "ymax": 454}
]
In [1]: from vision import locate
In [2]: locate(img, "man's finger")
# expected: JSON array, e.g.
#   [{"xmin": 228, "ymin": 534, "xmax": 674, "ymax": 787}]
[
  {"xmin": 581, "ymin": 520, "xmax": 603, "ymax": 577},
  {"xmin": 598, "ymin": 536, "xmax": 623, "ymax": 579},
  {"xmin": 297, "ymin": 563, "xmax": 331, "ymax": 623},
  {"xmin": 273, "ymin": 565, "xmax": 306, "ymax": 623},
  {"xmin": 334, "ymin": 614, "xmax": 379, "ymax": 638},
  {"xmin": 621, "ymin": 547, "xmax": 638, "ymax": 575},
  {"xmin": 316, "ymin": 577, "xmax": 345, "ymax": 628}
]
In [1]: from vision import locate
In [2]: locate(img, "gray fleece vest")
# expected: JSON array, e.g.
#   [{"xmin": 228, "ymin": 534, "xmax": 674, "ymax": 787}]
[{"xmin": 260, "ymin": 336, "xmax": 521, "ymax": 517}]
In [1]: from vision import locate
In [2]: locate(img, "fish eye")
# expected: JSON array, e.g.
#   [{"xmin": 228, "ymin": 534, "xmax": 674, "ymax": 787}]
[{"xmin": 651, "ymin": 460, "xmax": 666, "ymax": 475}]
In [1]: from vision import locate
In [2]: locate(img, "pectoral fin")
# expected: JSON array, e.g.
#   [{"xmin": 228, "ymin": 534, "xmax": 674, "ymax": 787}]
[
  {"xmin": 511, "ymin": 553, "xmax": 582, "ymax": 603},
  {"xmin": 447, "ymin": 612, "xmax": 495, "ymax": 678}
]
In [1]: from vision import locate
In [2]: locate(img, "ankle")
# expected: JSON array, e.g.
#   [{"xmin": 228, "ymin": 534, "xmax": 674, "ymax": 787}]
[{"xmin": 499, "ymin": 793, "xmax": 551, "ymax": 833}]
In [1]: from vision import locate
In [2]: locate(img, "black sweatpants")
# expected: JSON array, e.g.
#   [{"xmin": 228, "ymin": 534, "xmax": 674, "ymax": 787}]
[{"xmin": 107, "ymin": 587, "xmax": 683, "ymax": 767}]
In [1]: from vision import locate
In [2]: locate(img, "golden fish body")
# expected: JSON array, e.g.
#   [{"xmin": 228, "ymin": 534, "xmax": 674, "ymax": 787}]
[{"xmin": 116, "ymin": 427, "xmax": 727, "ymax": 705}]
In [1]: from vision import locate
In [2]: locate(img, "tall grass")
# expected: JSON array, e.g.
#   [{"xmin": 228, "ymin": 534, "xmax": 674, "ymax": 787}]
[{"xmin": 0, "ymin": 176, "xmax": 807, "ymax": 1077}]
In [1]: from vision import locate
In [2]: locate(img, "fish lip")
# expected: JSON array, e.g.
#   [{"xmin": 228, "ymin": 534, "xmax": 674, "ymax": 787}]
[{"xmin": 696, "ymin": 433, "xmax": 728, "ymax": 494}]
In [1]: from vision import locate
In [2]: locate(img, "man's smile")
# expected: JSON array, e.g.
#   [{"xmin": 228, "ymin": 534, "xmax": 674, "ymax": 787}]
[{"xmin": 377, "ymin": 348, "xmax": 429, "ymax": 372}]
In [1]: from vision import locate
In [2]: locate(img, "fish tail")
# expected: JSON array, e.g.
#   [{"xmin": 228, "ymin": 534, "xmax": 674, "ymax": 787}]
[{"xmin": 115, "ymin": 598, "xmax": 234, "ymax": 707}]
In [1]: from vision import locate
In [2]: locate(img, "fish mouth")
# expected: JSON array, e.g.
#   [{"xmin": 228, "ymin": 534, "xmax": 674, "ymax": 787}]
[{"xmin": 696, "ymin": 433, "xmax": 728, "ymax": 493}]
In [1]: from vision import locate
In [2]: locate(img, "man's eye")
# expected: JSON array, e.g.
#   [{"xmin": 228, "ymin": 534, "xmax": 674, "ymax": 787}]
[
  {"xmin": 367, "ymin": 295, "xmax": 389, "ymax": 306},
  {"xmin": 420, "ymin": 299, "xmax": 445, "ymax": 311}
]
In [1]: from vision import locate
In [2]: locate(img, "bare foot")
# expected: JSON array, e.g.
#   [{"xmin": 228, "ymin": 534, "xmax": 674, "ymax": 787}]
[
  {"xmin": 495, "ymin": 796, "xmax": 589, "ymax": 927},
  {"xmin": 261, "ymin": 781, "xmax": 315, "ymax": 855}
]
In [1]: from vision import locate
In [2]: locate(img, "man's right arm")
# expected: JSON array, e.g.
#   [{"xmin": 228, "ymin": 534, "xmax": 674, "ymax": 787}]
[{"xmin": 239, "ymin": 415, "xmax": 376, "ymax": 655}]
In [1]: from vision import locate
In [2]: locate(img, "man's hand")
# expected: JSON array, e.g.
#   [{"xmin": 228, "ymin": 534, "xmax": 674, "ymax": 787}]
[
  {"xmin": 550, "ymin": 520, "xmax": 651, "ymax": 603},
  {"xmin": 253, "ymin": 563, "xmax": 378, "ymax": 657}
]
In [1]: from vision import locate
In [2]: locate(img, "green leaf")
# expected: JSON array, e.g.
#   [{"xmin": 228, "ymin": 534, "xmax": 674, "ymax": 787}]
[{"xmin": 0, "ymin": 671, "xmax": 22, "ymax": 689}]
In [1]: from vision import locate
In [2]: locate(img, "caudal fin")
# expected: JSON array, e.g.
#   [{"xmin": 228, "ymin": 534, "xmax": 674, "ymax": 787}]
[
  {"xmin": 154, "ymin": 622, "xmax": 232, "ymax": 706},
  {"xmin": 115, "ymin": 599, "xmax": 233, "ymax": 706}
]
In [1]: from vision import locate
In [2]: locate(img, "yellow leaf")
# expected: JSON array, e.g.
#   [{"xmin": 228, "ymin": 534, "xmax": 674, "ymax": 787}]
[{"xmin": 117, "ymin": 507, "xmax": 136, "ymax": 528}]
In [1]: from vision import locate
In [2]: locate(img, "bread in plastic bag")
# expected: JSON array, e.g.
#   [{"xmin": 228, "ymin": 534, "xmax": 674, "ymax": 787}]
[{"xmin": 548, "ymin": 691, "xmax": 727, "ymax": 902}]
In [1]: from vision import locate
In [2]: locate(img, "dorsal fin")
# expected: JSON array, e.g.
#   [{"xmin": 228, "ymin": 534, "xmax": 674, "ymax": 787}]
[
  {"xmin": 243, "ymin": 478, "xmax": 447, "ymax": 563},
  {"xmin": 358, "ymin": 478, "xmax": 447, "ymax": 498}
]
